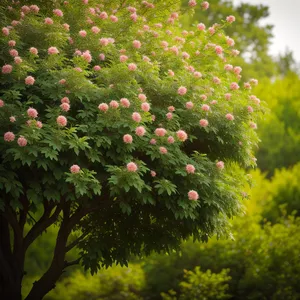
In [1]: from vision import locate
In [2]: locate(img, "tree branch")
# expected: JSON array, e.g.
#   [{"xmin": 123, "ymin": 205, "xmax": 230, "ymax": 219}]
[
  {"xmin": 64, "ymin": 257, "xmax": 82, "ymax": 268},
  {"xmin": 65, "ymin": 229, "xmax": 91, "ymax": 253}
]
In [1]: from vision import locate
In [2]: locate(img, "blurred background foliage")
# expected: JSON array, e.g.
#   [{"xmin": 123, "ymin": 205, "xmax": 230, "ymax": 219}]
[{"xmin": 22, "ymin": 0, "xmax": 300, "ymax": 299}]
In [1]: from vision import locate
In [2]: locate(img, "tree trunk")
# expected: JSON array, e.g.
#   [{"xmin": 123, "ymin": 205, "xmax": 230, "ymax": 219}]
[{"xmin": 0, "ymin": 215, "xmax": 23, "ymax": 300}]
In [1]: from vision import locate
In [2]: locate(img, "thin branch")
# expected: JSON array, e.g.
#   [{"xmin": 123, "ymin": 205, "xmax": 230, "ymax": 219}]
[
  {"xmin": 65, "ymin": 229, "xmax": 91, "ymax": 253},
  {"xmin": 64, "ymin": 257, "xmax": 82, "ymax": 268}
]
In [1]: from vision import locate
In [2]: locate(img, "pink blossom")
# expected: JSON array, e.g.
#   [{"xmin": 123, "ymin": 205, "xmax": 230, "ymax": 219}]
[
  {"xmin": 4, "ymin": 131, "xmax": 15, "ymax": 142},
  {"xmin": 197, "ymin": 23, "xmax": 206, "ymax": 30},
  {"xmin": 213, "ymin": 77, "xmax": 221, "ymax": 84},
  {"xmin": 201, "ymin": 1, "xmax": 209, "ymax": 10},
  {"xmin": 182, "ymin": 52, "xmax": 190, "ymax": 59},
  {"xmin": 186, "ymin": 102, "xmax": 194, "ymax": 109},
  {"xmin": 226, "ymin": 37, "xmax": 235, "ymax": 46},
  {"xmin": 225, "ymin": 93, "xmax": 232, "ymax": 100},
  {"xmin": 216, "ymin": 161, "xmax": 224, "ymax": 169},
  {"xmin": 120, "ymin": 98, "xmax": 130, "ymax": 108},
  {"xmin": 61, "ymin": 97, "xmax": 70, "ymax": 104},
  {"xmin": 188, "ymin": 0, "xmax": 197, "ymax": 7},
  {"xmin": 27, "ymin": 107, "xmax": 38, "ymax": 118},
  {"xmin": 150, "ymin": 170, "xmax": 156, "ymax": 177},
  {"xmin": 8, "ymin": 40, "xmax": 16, "ymax": 47},
  {"xmin": 82, "ymin": 0, "xmax": 89, "ymax": 4},
  {"xmin": 93, "ymin": 65, "xmax": 101, "ymax": 71},
  {"xmin": 128, "ymin": 63, "xmax": 137, "ymax": 71},
  {"xmin": 79, "ymin": 30, "xmax": 87, "ymax": 37},
  {"xmin": 168, "ymin": 70, "xmax": 175, "ymax": 76},
  {"xmin": 224, "ymin": 64, "xmax": 233, "ymax": 71},
  {"xmin": 109, "ymin": 100, "xmax": 119, "ymax": 109},
  {"xmin": 215, "ymin": 45, "xmax": 223, "ymax": 55},
  {"xmin": 249, "ymin": 122, "xmax": 257, "ymax": 129},
  {"xmin": 155, "ymin": 128, "xmax": 167, "ymax": 137},
  {"xmin": 159, "ymin": 146, "xmax": 168, "ymax": 154},
  {"xmin": 14, "ymin": 57, "xmax": 22, "ymax": 64},
  {"xmin": 62, "ymin": 23, "xmax": 70, "ymax": 31},
  {"xmin": 110, "ymin": 15, "xmax": 118, "ymax": 22},
  {"xmin": 57, "ymin": 115, "xmax": 67, "ymax": 127},
  {"xmin": 123, "ymin": 134, "xmax": 133, "ymax": 144},
  {"xmin": 99, "ymin": 12, "xmax": 108, "ymax": 19},
  {"xmin": 59, "ymin": 79, "xmax": 66, "ymax": 85},
  {"xmin": 231, "ymin": 49, "xmax": 240, "ymax": 56},
  {"xmin": 2, "ymin": 27, "xmax": 10, "ymax": 36},
  {"xmin": 178, "ymin": 86, "xmax": 187, "ymax": 96},
  {"xmin": 225, "ymin": 113, "xmax": 234, "ymax": 121},
  {"xmin": 70, "ymin": 165, "xmax": 80, "ymax": 173},
  {"xmin": 25, "ymin": 76, "xmax": 35, "ymax": 85},
  {"xmin": 138, "ymin": 94, "xmax": 147, "ymax": 102},
  {"xmin": 208, "ymin": 27, "xmax": 215, "ymax": 35},
  {"xmin": 2, "ymin": 64, "xmax": 13, "ymax": 74},
  {"xmin": 99, "ymin": 53, "xmax": 105, "ymax": 61},
  {"xmin": 176, "ymin": 130, "xmax": 188, "ymax": 142},
  {"xmin": 194, "ymin": 71, "xmax": 202, "ymax": 78},
  {"xmin": 127, "ymin": 162, "xmax": 138, "ymax": 172},
  {"xmin": 0, "ymin": 99, "xmax": 4, "ymax": 107},
  {"xmin": 60, "ymin": 103, "xmax": 70, "ymax": 112},
  {"xmin": 161, "ymin": 41, "xmax": 169, "ymax": 48},
  {"xmin": 48, "ymin": 47, "xmax": 59, "ymax": 55},
  {"xmin": 132, "ymin": 112, "xmax": 142, "ymax": 122},
  {"xmin": 133, "ymin": 40, "xmax": 141, "ymax": 48},
  {"xmin": 44, "ymin": 18, "xmax": 54, "ymax": 25},
  {"xmin": 167, "ymin": 136, "xmax": 174, "ymax": 144},
  {"xmin": 199, "ymin": 119, "xmax": 208, "ymax": 127},
  {"xmin": 167, "ymin": 106, "xmax": 175, "ymax": 112},
  {"xmin": 98, "ymin": 103, "xmax": 108, "ymax": 112},
  {"xmin": 91, "ymin": 26, "xmax": 100, "ymax": 34},
  {"xmin": 230, "ymin": 82, "xmax": 239, "ymax": 90},
  {"xmin": 211, "ymin": 100, "xmax": 217, "ymax": 105},
  {"xmin": 11, "ymin": 21, "xmax": 19, "ymax": 27},
  {"xmin": 250, "ymin": 78, "xmax": 258, "ymax": 86},
  {"xmin": 135, "ymin": 126, "xmax": 146, "ymax": 136},
  {"xmin": 200, "ymin": 94, "xmax": 207, "ymax": 101},
  {"xmin": 143, "ymin": 56, "xmax": 151, "ymax": 62},
  {"xmin": 82, "ymin": 50, "xmax": 92, "ymax": 62},
  {"xmin": 233, "ymin": 66, "xmax": 242, "ymax": 75},
  {"xmin": 36, "ymin": 121, "xmax": 43, "ymax": 128},
  {"xmin": 188, "ymin": 190, "xmax": 199, "ymax": 201},
  {"xmin": 247, "ymin": 106, "xmax": 253, "ymax": 113},
  {"xmin": 53, "ymin": 9, "xmax": 63, "ymax": 17},
  {"xmin": 120, "ymin": 55, "xmax": 128, "ymax": 62},
  {"xmin": 74, "ymin": 67, "xmax": 82, "ymax": 72},
  {"xmin": 202, "ymin": 104, "xmax": 210, "ymax": 112},
  {"xmin": 186, "ymin": 164, "xmax": 195, "ymax": 174},
  {"xmin": 130, "ymin": 13, "xmax": 138, "ymax": 22},
  {"xmin": 21, "ymin": 5, "xmax": 30, "ymax": 13},
  {"xmin": 30, "ymin": 47, "xmax": 38, "ymax": 55},
  {"xmin": 141, "ymin": 102, "xmax": 150, "ymax": 112},
  {"xmin": 17, "ymin": 136, "xmax": 27, "ymax": 147},
  {"xmin": 150, "ymin": 138, "xmax": 157, "ymax": 145},
  {"xmin": 10, "ymin": 116, "xmax": 16, "ymax": 122},
  {"xmin": 166, "ymin": 112, "xmax": 173, "ymax": 120},
  {"xmin": 30, "ymin": 5, "xmax": 40, "ymax": 13},
  {"xmin": 226, "ymin": 15, "xmax": 236, "ymax": 23},
  {"xmin": 127, "ymin": 6, "xmax": 137, "ymax": 13},
  {"xmin": 170, "ymin": 46, "xmax": 179, "ymax": 55}
]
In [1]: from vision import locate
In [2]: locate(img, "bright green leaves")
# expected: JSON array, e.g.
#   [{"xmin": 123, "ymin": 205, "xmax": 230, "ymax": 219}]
[
  {"xmin": 65, "ymin": 169, "xmax": 102, "ymax": 199},
  {"xmin": 154, "ymin": 179, "xmax": 177, "ymax": 196}
]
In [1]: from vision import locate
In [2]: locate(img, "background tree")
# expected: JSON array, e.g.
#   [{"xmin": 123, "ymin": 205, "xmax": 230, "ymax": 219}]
[{"xmin": 0, "ymin": 0, "xmax": 261, "ymax": 299}]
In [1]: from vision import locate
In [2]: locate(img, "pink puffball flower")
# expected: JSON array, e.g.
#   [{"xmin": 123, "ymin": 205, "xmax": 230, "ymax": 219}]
[
  {"xmin": 132, "ymin": 112, "xmax": 142, "ymax": 122},
  {"xmin": 226, "ymin": 15, "xmax": 236, "ymax": 23},
  {"xmin": 226, "ymin": 113, "xmax": 234, "ymax": 121},
  {"xmin": 233, "ymin": 66, "xmax": 242, "ymax": 75},
  {"xmin": 63, "ymin": 23, "xmax": 70, "ymax": 31},
  {"xmin": 98, "ymin": 103, "xmax": 109, "ymax": 112},
  {"xmin": 109, "ymin": 100, "xmax": 119, "ymax": 109},
  {"xmin": 8, "ymin": 40, "xmax": 16, "ymax": 47},
  {"xmin": 230, "ymin": 82, "xmax": 239, "ymax": 90},
  {"xmin": 150, "ymin": 170, "xmax": 156, "ymax": 177},
  {"xmin": 60, "ymin": 102, "xmax": 70, "ymax": 112},
  {"xmin": 79, "ymin": 30, "xmax": 87, "ymax": 37},
  {"xmin": 186, "ymin": 101, "xmax": 194, "ymax": 109},
  {"xmin": 94, "ymin": 65, "xmax": 101, "ymax": 71},
  {"xmin": 130, "ymin": 13, "xmax": 138, "ymax": 22},
  {"xmin": 92, "ymin": 26, "xmax": 100, "ymax": 34},
  {"xmin": 36, "ymin": 121, "xmax": 43, "ymax": 128},
  {"xmin": 227, "ymin": 37, "xmax": 235, "ymax": 46},
  {"xmin": 194, "ymin": 71, "xmax": 202, "ymax": 78},
  {"xmin": 44, "ymin": 18, "xmax": 54, "ymax": 25},
  {"xmin": 2, "ymin": 27, "xmax": 10, "ymax": 36},
  {"xmin": 247, "ymin": 106, "xmax": 253, "ymax": 113},
  {"xmin": 110, "ymin": 15, "xmax": 118, "ymax": 22},
  {"xmin": 166, "ymin": 112, "xmax": 173, "ymax": 120},
  {"xmin": 167, "ymin": 136, "xmax": 175, "ymax": 144},
  {"xmin": 127, "ymin": 162, "xmax": 138, "ymax": 172},
  {"xmin": 200, "ymin": 94, "xmax": 207, "ymax": 101},
  {"xmin": 99, "ymin": 11, "xmax": 108, "ymax": 19},
  {"xmin": 138, "ymin": 94, "xmax": 147, "ymax": 102},
  {"xmin": 250, "ymin": 121, "xmax": 257, "ymax": 129},
  {"xmin": 27, "ymin": 107, "xmax": 38, "ymax": 118},
  {"xmin": 123, "ymin": 134, "xmax": 133, "ymax": 144},
  {"xmin": 215, "ymin": 45, "xmax": 223, "ymax": 55},
  {"xmin": 135, "ymin": 126, "xmax": 146, "ymax": 136},
  {"xmin": 141, "ymin": 102, "xmax": 150, "ymax": 112},
  {"xmin": 168, "ymin": 106, "xmax": 175, "ymax": 112},
  {"xmin": 178, "ymin": 86, "xmax": 187, "ymax": 96},
  {"xmin": 30, "ymin": 5, "xmax": 40, "ymax": 13},
  {"xmin": 199, "ymin": 119, "xmax": 209, "ymax": 127},
  {"xmin": 216, "ymin": 161, "xmax": 224, "ymax": 170},
  {"xmin": 57, "ymin": 115, "xmax": 67, "ymax": 127},
  {"xmin": 0, "ymin": 99, "xmax": 4, "ymax": 107},
  {"xmin": 155, "ymin": 128, "xmax": 167, "ymax": 137},
  {"xmin": 4, "ymin": 131, "xmax": 15, "ymax": 142},
  {"xmin": 224, "ymin": 64, "xmax": 233, "ymax": 71},
  {"xmin": 188, "ymin": 0, "xmax": 197, "ymax": 7},
  {"xmin": 30, "ymin": 47, "xmax": 38, "ymax": 55},
  {"xmin": 201, "ymin": 1, "xmax": 209, "ymax": 10},
  {"xmin": 48, "ymin": 47, "xmax": 59, "ymax": 55},
  {"xmin": 2, "ymin": 64, "xmax": 13, "ymax": 74},
  {"xmin": 213, "ymin": 77, "xmax": 221, "ymax": 84},
  {"xmin": 168, "ymin": 70, "xmax": 175, "ymax": 76},
  {"xmin": 82, "ymin": 50, "xmax": 92, "ymax": 63},
  {"xmin": 133, "ymin": 40, "xmax": 141, "ymax": 48},
  {"xmin": 10, "ymin": 116, "xmax": 16, "ymax": 122},
  {"xmin": 120, "ymin": 55, "xmax": 128, "ymax": 62},
  {"xmin": 53, "ymin": 9, "xmax": 63, "ymax": 17},
  {"xmin": 176, "ymin": 130, "xmax": 188, "ymax": 142},
  {"xmin": 59, "ymin": 79, "xmax": 66, "ymax": 85},
  {"xmin": 188, "ymin": 190, "xmax": 199, "ymax": 201},
  {"xmin": 99, "ymin": 53, "xmax": 105, "ymax": 61},
  {"xmin": 159, "ymin": 146, "xmax": 168, "ymax": 154},
  {"xmin": 225, "ymin": 93, "xmax": 232, "ymax": 101},
  {"xmin": 70, "ymin": 165, "xmax": 80, "ymax": 173},
  {"xmin": 150, "ymin": 138, "xmax": 157, "ymax": 145},
  {"xmin": 99, "ymin": 38, "xmax": 108, "ymax": 46},
  {"xmin": 186, "ymin": 164, "xmax": 195, "ymax": 174},
  {"xmin": 21, "ymin": 5, "xmax": 31, "ymax": 14},
  {"xmin": 14, "ymin": 57, "xmax": 22, "ymax": 64},
  {"xmin": 120, "ymin": 98, "xmax": 130, "ymax": 108},
  {"xmin": 197, "ymin": 23, "xmax": 206, "ymax": 30},
  {"xmin": 128, "ymin": 63, "xmax": 137, "ymax": 71},
  {"xmin": 61, "ymin": 97, "xmax": 70, "ymax": 104},
  {"xmin": 17, "ymin": 136, "xmax": 27, "ymax": 147},
  {"xmin": 25, "ymin": 76, "xmax": 35, "ymax": 85},
  {"xmin": 202, "ymin": 104, "xmax": 210, "ymax": 112}
]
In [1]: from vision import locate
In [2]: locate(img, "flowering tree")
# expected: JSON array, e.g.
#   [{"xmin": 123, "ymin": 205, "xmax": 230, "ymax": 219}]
[{"xmin": 0, "ymin": 0, "xmax": 261, "ymax": 299}]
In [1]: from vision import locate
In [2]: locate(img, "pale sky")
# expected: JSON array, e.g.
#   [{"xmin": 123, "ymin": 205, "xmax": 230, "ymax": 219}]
[{"xmin": 232, "ymin": 0, "xmax": 300, "ymax": 62}]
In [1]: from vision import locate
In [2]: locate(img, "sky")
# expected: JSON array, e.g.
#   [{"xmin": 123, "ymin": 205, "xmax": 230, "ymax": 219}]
[{"xmin": 232, "ymin": 0, "xmax": 300, "ymax": 62}]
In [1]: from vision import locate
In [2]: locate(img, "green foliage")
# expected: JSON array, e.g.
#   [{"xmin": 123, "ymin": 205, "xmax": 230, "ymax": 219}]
[
  {"xmin": 45, "ymin": 265, "xmax": 145, "ymax": 300},
  {"xmin": 255, "ymin": 73, "xmax": 300, "ymax": 173}
]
